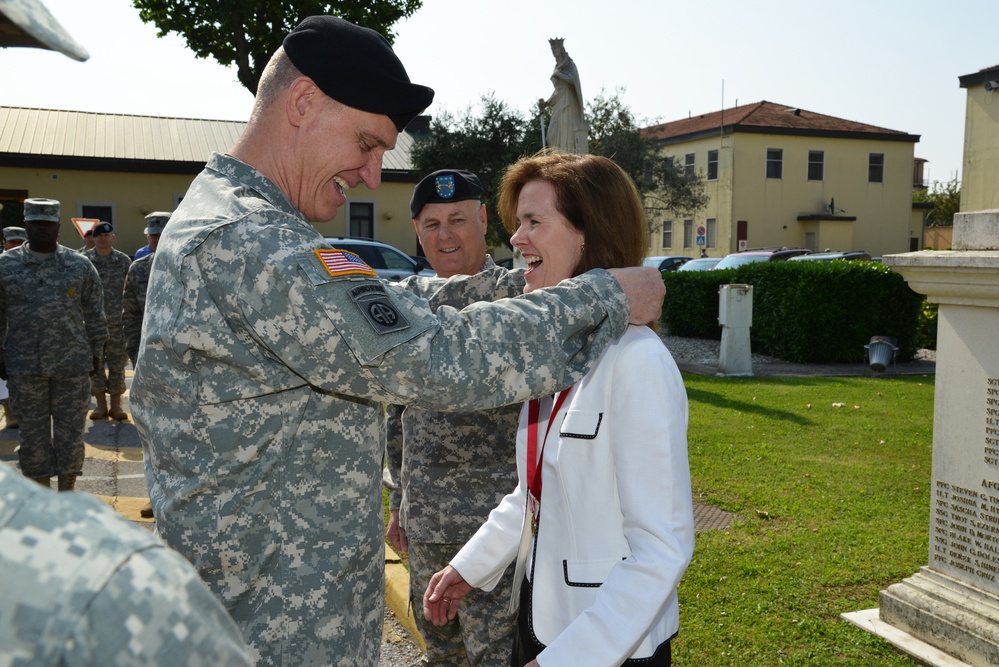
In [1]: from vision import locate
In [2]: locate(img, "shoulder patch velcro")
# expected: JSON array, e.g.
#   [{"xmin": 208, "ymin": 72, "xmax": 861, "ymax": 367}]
[
  {"xmin": 348, "ymin": 283, "xmax": 411, "ymax": 334},
  {"xmin": 314, "ymin": 249, "xmax": 377, "ymax": 278}
]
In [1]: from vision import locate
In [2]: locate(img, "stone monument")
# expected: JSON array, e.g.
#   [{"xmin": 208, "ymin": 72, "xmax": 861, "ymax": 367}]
[
  {"xmin": 843, "ymin": 210, "xmax": 999, "ymax": 666},
  {"xmin": 539, "ymin": 38, "xmax": 588, "ymax": 154}
]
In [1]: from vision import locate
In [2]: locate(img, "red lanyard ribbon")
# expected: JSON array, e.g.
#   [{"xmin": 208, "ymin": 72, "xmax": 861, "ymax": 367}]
[{"xmin": 527, "ymin": 387, "xmax": 572, "ymax": 507}]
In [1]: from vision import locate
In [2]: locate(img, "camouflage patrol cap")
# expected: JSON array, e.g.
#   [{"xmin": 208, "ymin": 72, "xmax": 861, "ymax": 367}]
[
  {"xmin": 144, "ymin": 211, "xmax": 170, "ymax": 235},
  {"xmin": 3, "ymin": 226, "xmax": 27, "ymax": 242},
  {"xmin": 410, "ymin": 170, "xmax": 484, "ymax": 218},
  {"xmin": 23, "ymin": 197, "xmax": 60, "ymax": 223}
]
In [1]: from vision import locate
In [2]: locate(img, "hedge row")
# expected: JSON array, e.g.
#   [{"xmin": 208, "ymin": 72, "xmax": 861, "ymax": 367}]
[{"xmin": 661, "ymin": 261, "xmax": 925, "ymax": 363}]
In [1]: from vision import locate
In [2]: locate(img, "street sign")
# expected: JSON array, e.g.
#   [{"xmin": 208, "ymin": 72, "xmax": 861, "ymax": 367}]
[
  {"xmin": 696, "ymin": 235, "xmax": 706, "ymax": 246},
  {"xmin": 697, "ymin": 225, "xmax": 706, "ymax": 237}
]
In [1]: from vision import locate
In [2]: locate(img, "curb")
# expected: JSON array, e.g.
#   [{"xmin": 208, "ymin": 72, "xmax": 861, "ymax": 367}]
[{"xmin": 385, "ymin": 545, "xmax": 425, "ymax": 651}]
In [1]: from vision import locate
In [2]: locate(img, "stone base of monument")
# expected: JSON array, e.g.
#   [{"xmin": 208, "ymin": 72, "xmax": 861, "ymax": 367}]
[
  {"xmin": 848, "ymin": 566, "xmax": 999, "ymax": 666},
  {"xmin": 841, "ymin": 605, "xmax": 973, "ymax": 667}
]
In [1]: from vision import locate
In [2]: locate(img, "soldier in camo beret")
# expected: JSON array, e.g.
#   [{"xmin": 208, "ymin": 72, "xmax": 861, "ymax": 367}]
[
  {"xmin": 384, "ymin": 169, "xmax": 521, "ymax": 667},
  {"xmin": 0, "ymin": 462, "xmax": 253, "ymax": 666},
  {"xmin": 129, "ymin": 16, "xmax": 665, "ymax": 667},
  {"xmin": 82, "ymin": 221, "xmax": 131, "ymax": 421},
  {"xmin": 0, "ymin": 198, "xmax": 107, "ymax": 492}
]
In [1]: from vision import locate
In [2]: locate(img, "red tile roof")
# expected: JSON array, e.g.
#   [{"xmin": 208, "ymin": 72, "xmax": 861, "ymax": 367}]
[{"xmin": 644, "ymin": 100, "xmax": 918, "ymax": 143}]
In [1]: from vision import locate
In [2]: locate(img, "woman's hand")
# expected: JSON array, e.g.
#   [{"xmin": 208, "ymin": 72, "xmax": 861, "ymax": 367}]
[{"xmin": 422, "ymin": 565, "xmax": 472, "ymax": 626}]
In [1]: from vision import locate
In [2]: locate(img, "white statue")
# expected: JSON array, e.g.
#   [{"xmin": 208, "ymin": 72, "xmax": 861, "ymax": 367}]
[{"xmin": 539, "ymin": 38, "xmax": 588, "ymax": 154}]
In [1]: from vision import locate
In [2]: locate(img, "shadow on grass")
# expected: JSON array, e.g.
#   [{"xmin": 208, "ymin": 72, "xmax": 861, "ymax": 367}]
[{"xmin": 685, "ymin": 386, "xmax": 814, "ymax": 426}]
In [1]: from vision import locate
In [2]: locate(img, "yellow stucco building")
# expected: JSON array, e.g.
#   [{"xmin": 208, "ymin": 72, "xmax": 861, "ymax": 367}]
[
  {"xmin": 644, "ymin": 101, "xmax": 921, "ymax": 258},
  {"xmin": 958, "ymin": 65, "xmax": 999, "ymax": 213},
  {"xmin": 0, "ymin": 107, "xmax": 426, "ymax": 257}
]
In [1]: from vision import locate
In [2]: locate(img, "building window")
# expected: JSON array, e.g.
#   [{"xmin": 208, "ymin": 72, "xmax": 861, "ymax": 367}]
[
  {"xmin": 766, "ymin": 149, "xmax": 783, "ymax": 179},
  {"xmin": 683, "ymin": 219, "xmax": 693, "ymax": 249},
  {"xmin": 683, "ymin": 153, "xmax": 695, "ymax": 179},
  {"xmin": 808, "ymin": 150, "xmax": 824, "ymax": 181},
  {"xmin": 662, "ymin": 220, "xmax": 673, "ymax": 249},
  {"xmin": 707, "ymin": 150, "xmax": 718, "ymax": 180},
  {"xmin": 348, "ymin": 202, "xmax": 375, "ymax": 238},
  {"xmin": 79, "ymin": 203, "xmax": 115, "ymax": 227},
  {"xmin": 868, "ymin": 153, "xmax": 884, "ymax": 183},
  {"xmin": 706, "ymin": 218, "xmax": 717, "ymax": 249}
]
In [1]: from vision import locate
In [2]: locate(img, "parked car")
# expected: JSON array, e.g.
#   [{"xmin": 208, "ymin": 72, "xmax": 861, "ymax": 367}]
[
  {"xmin": 643, "ymin": 255, "xmax": 692, "ymax": 272},
  {"xmin": 713, "ymin": 247, "xmax": 811, "ymax": 270},
  {"xmin": 676, "ymin": 257, "xmax": 722, "ymax": 272},
  {"xmin": 324, "ymin": 237, "xmax": 435, "ymax": 281},
  {"xmin": 789, "ymin": 250, "xmax": 871, "ymax": 262}
]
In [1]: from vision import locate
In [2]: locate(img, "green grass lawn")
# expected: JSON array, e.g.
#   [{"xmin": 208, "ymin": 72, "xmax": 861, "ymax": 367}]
[{"xmin": 675, "ymin": 373, "xmax": 934, "ymax": 666}]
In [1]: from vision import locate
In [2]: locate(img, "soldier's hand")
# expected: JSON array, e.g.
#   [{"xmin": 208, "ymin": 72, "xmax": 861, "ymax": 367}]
[
  {"xmin": 607, "ymin": 266, "xmax": 666, "ymax": 325},
  {"xmin": 91, "ymin": 356, "xmax": 101, "ymax": 377},
  {"xmin": 423, "ymin": 565, "xmax": 472, "ymax": 626},
  {"xmin": 386, "ymin": 510, "xmax": 408, "ymax": 553}
]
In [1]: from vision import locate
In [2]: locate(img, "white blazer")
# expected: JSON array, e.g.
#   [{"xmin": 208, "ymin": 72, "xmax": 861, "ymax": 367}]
[{"xmin": 451, "ymin": 326, "xmax": 695, "ymax": 667}]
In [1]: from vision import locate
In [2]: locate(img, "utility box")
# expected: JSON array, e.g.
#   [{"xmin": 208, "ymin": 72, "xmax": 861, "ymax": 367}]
[
  {"xmin": 718, "ymin": 284, "xmax": 753, "ymax": 328},
  {"xmin": 718, "ymin": 284, "xmax": 753, "ymax": 377}
]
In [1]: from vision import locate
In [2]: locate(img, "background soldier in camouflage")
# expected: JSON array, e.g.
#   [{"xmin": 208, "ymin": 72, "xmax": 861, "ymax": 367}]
[
  {"xmin": 83, "ymin": 221, "xmax": 131, "ymax": 420},
  {"xmin": 0, "ymin": 228, "xmax": 26, "ymax": 428},
  {"xmin": 0, "ymin": 198, "xmax": 106, "ymax": 492},
  {"xmin": 122, "ymin": 211, "xmax": 168, "ymax": 367},
  {"xmin": 130, "ymin": 16, "xmax": 665, "ymax": 667},
  {"xmin": 0, "ymin": 462, "xmax": 253, "ymax": 666},
  {"xmin": 385, "ymin": 169, "xmax": 522, "ymax": 667}
]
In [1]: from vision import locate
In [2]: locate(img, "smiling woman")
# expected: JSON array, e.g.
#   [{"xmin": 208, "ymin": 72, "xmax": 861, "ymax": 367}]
[{"xmin": 422, "ymin": 153, "xmax": 694, "ymax": 667}]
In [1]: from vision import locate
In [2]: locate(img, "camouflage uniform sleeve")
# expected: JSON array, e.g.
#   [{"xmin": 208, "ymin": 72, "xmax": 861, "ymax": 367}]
[
  {"xmin": 73, "ymin": 545, "xmax": 254, "ymax": 666},
  {"xmin": 269, "ymin": 247, "xmax": 629, "ymax": 411},
  {"xmin": 80, "ymin": 260, "xmax": 108, "ymax": 358},
  {"xmin": 383, "ymin": 403, "xmax": 404, "ymax": 510},
  {"xmin": 122, "ymin": 263, "xmax": 142, "ymax": 364},
  {"xmin": 0, "ymin": 269, "xmax": 7, "ymax": 361}
]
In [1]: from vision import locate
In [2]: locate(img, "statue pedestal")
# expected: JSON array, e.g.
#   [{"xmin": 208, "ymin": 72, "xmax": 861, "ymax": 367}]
[{"xmin": 843, "ymin": 210, "xmax": 999, "ymax": 666}]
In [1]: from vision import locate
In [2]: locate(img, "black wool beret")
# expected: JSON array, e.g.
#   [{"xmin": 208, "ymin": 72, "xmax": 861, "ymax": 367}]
[
  {"xmin": 283, "ymin": 16, "xmax": 434, "ymax": 132},
  {"xmin": 410, "ymin": 169, "xmax": 484, "ymax": 219}
]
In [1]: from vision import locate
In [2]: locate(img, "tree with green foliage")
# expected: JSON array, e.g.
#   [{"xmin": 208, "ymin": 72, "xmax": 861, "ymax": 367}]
[
  {"xmin": 587, "ymin": 90, "xmax": 708, "ymax": 231},
  {"xmin": 131, "ymin": 0, "xmax": 422, "ymax": 94},
  {"xmin": 587, "ymin": 89, "xmax": 708, "ymax": 227},
  {"xmin": 912, "ymin": 178, "xmax": 960, "ymax": 227},
  {"xmin": 411, "ymin": 94, "xmax": 540, "ymax": 248}
]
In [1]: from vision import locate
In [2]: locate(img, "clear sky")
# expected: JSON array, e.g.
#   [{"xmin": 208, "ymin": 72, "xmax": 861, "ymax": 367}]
[{"xmin": 2, "ymin": 0, "xmax": 995, "ymax": 184}]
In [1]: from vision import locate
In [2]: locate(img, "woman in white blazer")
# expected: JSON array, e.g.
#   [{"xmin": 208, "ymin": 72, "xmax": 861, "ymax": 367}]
[{"xmin": 424, "ymin": 153, "xmax": 695, "ymax": 667}]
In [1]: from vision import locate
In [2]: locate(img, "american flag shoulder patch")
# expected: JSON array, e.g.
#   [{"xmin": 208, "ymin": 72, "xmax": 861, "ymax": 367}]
[{"xmin": 314, "ymin": 249, "xmax": 377, "ymax": 278}]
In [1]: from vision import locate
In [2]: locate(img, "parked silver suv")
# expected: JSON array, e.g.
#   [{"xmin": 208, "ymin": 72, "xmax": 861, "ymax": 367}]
[{"xmin": 324, "ymin": 237, "xmax": 435, "ymax": 281}]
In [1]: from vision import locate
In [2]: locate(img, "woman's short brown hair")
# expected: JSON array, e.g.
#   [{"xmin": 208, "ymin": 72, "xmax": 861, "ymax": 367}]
[{"xmin": 498, "ymin": 152, "xmax": 647, "ymax": 276}]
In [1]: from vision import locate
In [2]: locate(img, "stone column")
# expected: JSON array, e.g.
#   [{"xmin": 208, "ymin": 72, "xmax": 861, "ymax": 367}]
[{"xmin": 842, "ymin": 210, "xmax": 999, "ymax": 666}]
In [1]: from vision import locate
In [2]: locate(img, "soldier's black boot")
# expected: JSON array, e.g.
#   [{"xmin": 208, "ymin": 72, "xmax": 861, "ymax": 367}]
[{"xmin": 57, "ymin": 474, "xmax": 78, "ymax": 492}]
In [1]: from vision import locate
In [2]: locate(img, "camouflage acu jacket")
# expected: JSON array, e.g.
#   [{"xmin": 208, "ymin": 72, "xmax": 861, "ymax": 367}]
[
  {"xmin": 386, "ymin": 257, "xmax": 525, "ymax": 543},
  {"xmin": 0, "ymin": 463, "xmax": 252, "ymax": 666},
  {"xmin": 83, "ymin": 247, "xmax": 131, "ymax": 325},
  {"xmin": 122, "ymin": 253, "xmax": 153, "ymax": 363},
  {"xmin": 0, "ymin": 244, "xmax": 107, "ymax": 376}
]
